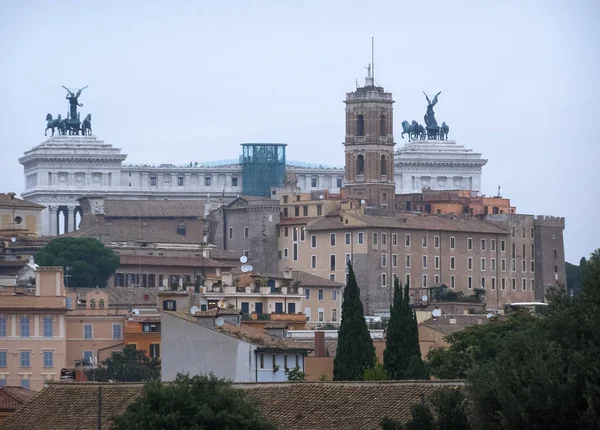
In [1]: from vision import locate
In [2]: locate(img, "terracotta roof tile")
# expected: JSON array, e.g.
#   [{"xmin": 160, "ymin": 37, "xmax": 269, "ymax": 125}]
[
  {"xmin": 63, "ymin": 224, "xmax": 192, "ymax": 244},
  {"xmin": 419, "ymin": 314, "xmax": 507, "ymax": 335},
  {"xmin": 118, "ymin": 254, "xmax": 230, "ymax": 268},
  {"xmin": 103, "ymin": 200, "xmax": 205, "ymax": 218},
  {"xmin": 292, "ymin": 271, "xmax": 345, "ymax": 288},
  {"xmin": 1, "ymin": 381, "xmax": 465, "ymax": 429},
  {"xmin": 0, "ymin": 386, "xmax": 36, "ymax": 411},
  {"xmin": 0, "ymin": 194, "xmax": 45, "ymax": 209},
  {"xmin": 192, "ymin": 308, "xmax": 242, "ymax": 316},
  {"xmin": 66, "ymin": 287, "xmax": 158, "ymax": 308}
]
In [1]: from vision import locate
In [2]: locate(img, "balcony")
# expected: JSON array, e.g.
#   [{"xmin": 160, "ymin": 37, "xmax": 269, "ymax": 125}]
[{"xmin": 242, "ymin": 312, "xmax": 306, "ymax": 323}]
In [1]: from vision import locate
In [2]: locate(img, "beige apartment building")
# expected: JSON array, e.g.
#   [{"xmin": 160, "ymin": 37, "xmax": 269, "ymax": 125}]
[{"xmin": 0, "ymin": 267, "xmax": 67, "ymax": 391}]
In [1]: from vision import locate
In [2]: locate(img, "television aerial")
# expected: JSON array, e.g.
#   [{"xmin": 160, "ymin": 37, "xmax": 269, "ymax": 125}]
[
  {"xmin": 432, "ymin": 308, "xmax": 441, "ymax": 318},
  {"xmin": 215, "ymin": 317, "xmax": 224, "ymax": 327},
  {"xmin": 217, "ymin": 300, "xmax": 226, "ymax": 309},
  {"xmin": 421, "ymin": 295, "xmax": 428, "ymax": 302},
  {"xmin": 190, "ymin": 306, "xmax": 200, "ymax": 315}
]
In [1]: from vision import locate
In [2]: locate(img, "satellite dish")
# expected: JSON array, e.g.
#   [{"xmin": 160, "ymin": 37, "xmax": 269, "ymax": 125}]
[
  {"xmin": 190, "ymin": 306, "xmax": 200, "ymax": 315},
  {"xmin": 131, "ymin": 309, "xmax": 140, "ymax": 315},
  {"xmin": 421, "ymin": 295, "xmax": 428, "ymax": 302},
  {"xmin": 360, "ymin": 199, "xmax": 366, "ymax": 205},
  {"xmin": 217, "ymin": 300, "xmax": 226, "ymax": 309},
  {"xmin": 215, "ymin": 317, "xmax": 224, "ymax": 327},
  {"xmin": 432, "ymin": 309, "xmax": 441, "ymax": 318},
  {"xmin": 241, "ymin": 265, "xmax": 249, "ymax": 273},
  {"xmin": 240, "ymin": 256, "xmax": 248, "ymax": 264},
  {"xmin": 10, "ymin": 237, "xmax": 16, "ymax": 243},
  {"xmin": 319, "ymin": 194, "xmax": 324, "ymax": 200},
  {"xmin": 486, "ymin": 313, "xmax": 494, "ymax": 319},
  {"xmin": 247, "ymin": 265, "xmax": 253, "ymax": 272}
]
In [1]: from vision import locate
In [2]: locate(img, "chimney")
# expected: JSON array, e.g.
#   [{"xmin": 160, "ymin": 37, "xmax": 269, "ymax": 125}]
[
  {"xmin": 283, "ymin": 267, "xmax": 293, "ymax": 279},
  {"xmin": 7, "ymin": 192, "xmax": 16, "ymax": 200},
  {"xmin": 315, "ymin": 331, "xmax": 326, "ymax": 357}
]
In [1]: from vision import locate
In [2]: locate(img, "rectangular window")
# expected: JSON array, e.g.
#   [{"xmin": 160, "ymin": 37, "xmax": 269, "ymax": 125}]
[
  {"xmin": 422, "ymin": 255, "xmax": 427, "ymax": 269},
  {"xmin": 501, "ymin": 240, "xmax": 506, "ymax": 252},
  {"xmin": 311, "ymin": 255, "xmax": 317, "ymax": 268},
  {"xmin": 332, "ymin": 309, "xmax": 338, "ymax": 322},
  {"xmin": 112, "ymin": 324, "xmax": 122, "ymax": 340},
  {"xmin": 311, "ymin": 235, "xmax": 317, "ymax": 248},
  {"xmin": 330, "ymin": 254, "xmax": 336, "ymax": 271},
  {"xmin": 150, "ymin": 176, "xmax": 157, "ymax": 186},
  {"xmin": 283, "ymin": 208, "xmax": 288, "ymax": 217},
  {"xmin": 406, "ymin": 254, "xmax": 411, "ymax": 268},
  {"xmin": 293, "ymin": 227, "xmax": 298, "ymax": 241},
  {"xmin": 501, "ymin": 258, "xmax": 506, "ymax": 272},
  {"xmin": 481, "ymin": 258, "xmax": 486, "ymax": 271},
  {"xmin": 467, "ymin": 238, "xmax": 473, "ymax": 250},
  {"xmin": 43, "ymin": 317, "xmax": 53, "ymax": 338},
  {"xmin": 318, "ymin": 289, "xmax": 324, "ymax": 301},
  {"xmin": 511, "ymin": 259, "xmax": 516, "ymax": 272},
  {"xmin": 284, "ymin": 227, "xmax": 288, "ymax": 237},
  {"xmin": 300, "ymin": 227, "xmax": 305, "ymax": 242},
  {"xmin": 317, "ymin": 205, "xmax": 322, "ymax": 216},
  {"xmin": 522, "ymin": 260, "xmax": 527, "ymax": 273},
  {"xmin": 481, "ymin": 277, "xmax": 486, "ymax": 289},
  {"xmin": 468, "ymin": 276, "xmax": 473, "ymax": 289},
  {"xmin": 502, "ymin": 278, "xmax": 506, "ymax": 290},
  {"xmin": 337, "ymin": 178, "xmax": 343, "ymax": 188},
  {"xmin": 512, "ymin": 278, "xmax": 516, "ymax": 290},
  {"xmin": 491, "ymin": 277, "xmax": 496, "ymax": 290},
  {"xmin": 260, "ymin": 354, "xmax": 264, "ymax": 369},
  {"xmin": 345, "ymin": 233, "xmax": 351, "ymax": 245},
  {"xmin": 392, "ymin": 234, "xmax": 398, "ymax": 246},
  {"xmin": 450, "ymin": 256, "xmax": 455, "ymax": 270},
  {"xmin": 434, "ymin": 255, "xmax": 440, "ymax": 270},
  {"xmin": 450, "ymin": 275, "xmax": 455, "ymax": 289},
  {"xmin": 43, "ymin": 351, "xmax": 53, "ymax": 368},
  {"xmin": 150, "ymin": 344, "xmax": 160, "ymax": 358},
  {"xmin": 294, "ymin": 206, "xmax": 300, "ymax": 217},
  {"xmin": 382, "ymin": 273, "xmax": 387, "ymax": 287},
  {"xmin": 305, "ymin": 288, "xmax": 310, "ymax": 300},
  {"xmin": 232, "ymin": 177, "xmax": 238, "ymax": 187},
  {"xmin": 422, "ymin": 235, "xmax": 427, "ymax": 247},
  {"xmin": 481, "ymin": 239, "xmax": 486, "ymax": 251},
  {"xmin": 406, "ymin": 274, "xmax": 411, "ymax": 287},
  {"xmin": 531, "ymin": 261, "xmax": 535, "ymax": 272},
  {"xmin": 293, "ymin": 244, "xmax": 298, "ymax": 261},
  {"xmin": 531, "ymin": 279, "xmax": 535, "ymax": 291},
  {"xmin": 358, "ymin": 232, "xmax": 364, "ymax": 244},
  {"xmin": 491, "ymin": 239, "xmax": 496, "ymax": 251},
  {"xmin": 329, "ymin": 274, "xmax": 336, "ymax": 281},
  {"xmin": 422, "ymin": 274, "xmax": 427, "ymax": 288},
  {"xmin": 303, "ymin": 206, "xmax": 308, "ymax": 216},
  {"xmin": 284, "ymin": 248, "xmax": 289, "ymax": 258},
  {"xmin": 332, "ymin": 289, "xmax": 338, "ymax": 300},
  {"xmin": 20, "ymin": 318, "xmax": 30, "ymax": 338},
  {"xmin": 311, "ymin": 177, "xmax": 317, "ymax": 187},
  {"xmin": 330, "ymin": 233, "xmax": 336, "ymax": 246},
  {"xmin": 204, "ymin": 176, "xmax": 211, "ymax": 186},
  {"xmin": 405, "ymin": 234, "xmax": 411, "ymax": 247},
  {"xmin": 512, "ymin": 243, "xmax": 516, "ymax": 258},
  {"xmin": 522, "ymin": 227, "xmax": 526, "ymax": 238},
  {"xmin": 450, "ymin": 237, "xmax": 455, "ymax": 250},
  {"xmin": 177, "ymin": 176, "xmax": 184, "ymax": 186},
  {"xmin": 228, "ymin": 227, "xmax": 234, "ymax": 239},
  {"xmin": 381, "ymin": 253, "xmax": 387, "ymax": 267},
  {"xmin": 512, "ymin": 227, "xmax": 515, "ymax": 237},
  {"xmin": 318, "ymin": 308, "xmax": 324, "ymax": 322},
  {"xmin": 244, "ymin": 227, "xmax": 249, "ymax": 239},
  {"xmin": 84, "ymin": 324, "xmax": 93, "ymax": 340},
  {"xmin": 532, "ymin": 244, "xmax": 535, "ymax": 256},
  {"xmin": 345, "ymin": 253, "xmax": 351, "ymax": 266},
  {"xmin": 523, "ymin": 244, "xmax": 526, "ymax": 258},
  {"xmin": 373, "ymin": 233, "xmax": 378, "ymax": 245},
  {"xmin": 0, "ymin": 351, "xmax": 6, "ymax": 367},
  {"xmin": 382, "ymin": 233, "xmax": 387, "ymax": 246},
  {"xmin": 491, "ymin": 258, "xmax": 496, "ymax": 271},
  {"xmin": 522, "ymin": 278, "xmax": 527, "ymax": 291},
  {"xmin": 434, "ymin": 236, "xmax": 440, "ymax": 248},
  {"xmin": 0, "ymin": 318, "xmax": 8, "ymax": 336},
  {"xmin": 392, "ymin": 254, "xmax": 398, "ymax": 267},
  {"xmin": 20, "ymin": 351, "xmax": 30, "ymax": 368},
  {"xmin": 468, "ymin": 257, "xmax": 473, "ymax": 270}
]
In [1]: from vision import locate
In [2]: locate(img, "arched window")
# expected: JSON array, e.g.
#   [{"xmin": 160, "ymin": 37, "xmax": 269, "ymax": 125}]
[
  {"xmin": 381, "ymin": 155, "xmax": 387, "ymax": 176},
  {"xmin": 357, "ymin": 115, "xmax": 365, "ymax": 136},
  {"xmin": 89, "ymin": 299, "xmax": 96, "ymax": 309},
  {"xmin": 357, "ymin": 154, "xmax": 365, "ymax": 175},
  {"xmin": 380, "ymin": 115, "xmax": 386, "ymax": 136},
  {"xmin": 99, "ymin": 299, "xmax": 105, "ymax": 309},
  {"xmin": 177, "ymin": 221, "xmax": 186, "ymax": 236}
]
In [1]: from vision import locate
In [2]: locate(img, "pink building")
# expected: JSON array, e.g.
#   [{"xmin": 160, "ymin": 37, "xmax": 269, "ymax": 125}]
[{"xmin": 0, "ymin": 267, "xmax": 67, "ymax": 391}]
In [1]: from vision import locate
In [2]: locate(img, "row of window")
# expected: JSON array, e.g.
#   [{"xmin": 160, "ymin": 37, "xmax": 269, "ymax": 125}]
[
  {"xmin": 81, "ymin": 323, "xmax": 122, "ymax": 340},
  {"xmin": 0, "ymin": 350, "xmax": 55, "ymax": 368},
  {"xmin": 304, "ymin": 307, "xmax": 338, "ymax": 323},
  {"xmin": 0, "ymin": 377, "xmax": 32, "ymax": 389},
  {"xmin": 512, "ymin": 226, "xmax": 535, "ymax": 239},
  {"xmin": 259, "ymin": 353, "xmax": 302, "ymax": 370},
  {"xmin": 304, "ymin": 288, "xmax": 338, "ymax": 301},
  {"xmin": 228, "ymin": 227, "xmax": 250, "ymax": 240},
  {"xmin": 148, "ymin": 176, "xmax": 239, "ymax": 187},
  {"xmin": 379, "ymin": 273, "xmax": 536, "ymax": 291},
  {"xmin": 0, "ymin": 317, "xmax": 55, "ymax": 338}
]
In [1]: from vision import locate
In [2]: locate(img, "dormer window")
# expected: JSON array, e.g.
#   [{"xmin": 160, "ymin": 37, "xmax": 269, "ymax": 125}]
[
  {"xmin": 99, "ymin": 299, "xmax": 105, "ymax": 309},
  {"xmin": 89, "ymin": 299, "xmax": 96, "ymax": 309}
]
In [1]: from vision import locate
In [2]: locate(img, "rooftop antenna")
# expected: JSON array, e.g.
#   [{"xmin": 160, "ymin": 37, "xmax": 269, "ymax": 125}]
[{"xmin": 371, "ymin": 36, "xmax": 375, "ymax": 83}]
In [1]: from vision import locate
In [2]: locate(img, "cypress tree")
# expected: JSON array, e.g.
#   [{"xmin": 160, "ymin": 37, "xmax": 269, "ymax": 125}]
[{"xmin": 333, "ymin": 262, "xmax": 375, "ymax": 381}]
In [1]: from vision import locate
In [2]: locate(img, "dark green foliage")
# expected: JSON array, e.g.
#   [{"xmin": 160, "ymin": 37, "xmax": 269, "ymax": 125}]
[
  {"xmin": 566, "ymin": 260, "xmax": 582, "ymax": 296},
  {"xmin": 363, "ymin": 359, "xmax": 389, "ymax": 381},
  {"xmin": 405, "ymin": 403, "xmax": 435, "ymax": 430},
  {"xmin": 285, "ymin": 366, "xmax": 305, "ymax": 381},
  {"xmin": 384, "ymin": 277, "xmax": 428, "ymax": 380},
  {"xmin": 89, "ymin": 345, "xmax": 160, "ymax": 382},
  {"xmin": 35, "ymin": 237, "xmax": 120, "ymax": 288},
  {"xmin": 380, "ymin": 416, "xmax": 405, "ymax": 430},
  {"xmin": 333, "ymin": 262, "xmax": 375, "ymax": 381},
  {"xmin": 111, "ymin": 373, "xmax": 276, "ymax": 430}
]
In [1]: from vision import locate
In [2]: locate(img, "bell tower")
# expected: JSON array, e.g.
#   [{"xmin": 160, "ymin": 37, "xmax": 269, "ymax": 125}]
[{"xmin": 343, "ymin": 51, "xmax": 395, "ymax": 209}]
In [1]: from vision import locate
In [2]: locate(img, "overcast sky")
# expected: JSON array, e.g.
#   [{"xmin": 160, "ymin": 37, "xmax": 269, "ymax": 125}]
[{"xmin": 1, "ymin": 0, "xmax": 598, "ymax": 263}]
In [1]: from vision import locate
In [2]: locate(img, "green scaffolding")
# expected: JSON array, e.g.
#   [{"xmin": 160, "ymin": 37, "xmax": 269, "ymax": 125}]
[{"xmin": 240, "ymin": 143, "xmax": 287, "ymax": 197}]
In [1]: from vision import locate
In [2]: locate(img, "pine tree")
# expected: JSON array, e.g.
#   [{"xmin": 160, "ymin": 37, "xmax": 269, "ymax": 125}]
[
  {"xmin": 384, "ymin": 277, "xmax": 428, "ymax": 380},
  {"xmin": 333, "ymin": 262, "xmax": 375, "ymax": 381}
]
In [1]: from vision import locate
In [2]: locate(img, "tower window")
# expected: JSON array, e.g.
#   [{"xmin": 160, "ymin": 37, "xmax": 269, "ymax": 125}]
[
  {"xmin": 357, "ymin": 154, "xmax": 365, "ymax": 175},
  {"xmin": 177, "ymin": 221, "xmax": 186, "ymax": 236},
  {"xmin": 357, "ymin": 115, "xmax": 365, "ymax": 136},
  {"xmin": 380, "ymin": 114, "xmax": 386, "ymax": 135},
  {"xmin": 381, "ymin": 155, "xmax": 387, "ymax": 176}
]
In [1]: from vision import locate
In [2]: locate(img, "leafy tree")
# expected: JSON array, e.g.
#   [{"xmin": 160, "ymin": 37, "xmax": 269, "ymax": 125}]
[
  {"xmin": 285, "ymin": 366, "xmax": 306, "ymax": 381},
  {"xmin": 88, "ymin": 345, "xmax": 160, "ymax": 382},
  {"xmin": 333, "ymin": 262, "xmax": 375, "ymax": 381},
  {"xmin": 35, "ymin": 237, "xmax": 119, "ymax": 288},
  {"xmin": 384, "ymin": 278, "xmax": 428, "ymax": 379},
  {"xmin": 363, "ymin": 359, "xmax": 389, "ymax": 381},
  {"xmin": 112, "ymin": 373, "xmax": 275, "ymax": 430}
]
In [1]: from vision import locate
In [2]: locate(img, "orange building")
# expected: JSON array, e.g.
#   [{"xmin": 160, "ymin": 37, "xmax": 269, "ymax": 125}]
[
  {"xmin": 123, "ymin": 310, "xmax": 161, "ymax": 359},
  {"xmin": 396, "ymin": 189, "xmax": 516, "ymax": 216}
]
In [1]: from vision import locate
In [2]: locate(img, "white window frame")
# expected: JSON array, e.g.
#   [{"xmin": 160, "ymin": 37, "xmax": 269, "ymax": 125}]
[
  {"xmin": 311, "ymin": 235, "xmax": 317, "ymax": 248},
  {"xmin": 357, "ymin": 232, "xmax": 364, "ymax": 244},
  {"xmin": 311, "ymin": 255, "xmax": 317, "ymax": 269},
  {"xmin": 83, "ymin": 324, "xmax": 93, "ymax": 340}
]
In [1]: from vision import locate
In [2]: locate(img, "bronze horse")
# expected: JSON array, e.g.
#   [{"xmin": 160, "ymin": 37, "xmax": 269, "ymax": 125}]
[{"xmin": 45, "ymin": 114, "xmax": 64, "ymax": 136}]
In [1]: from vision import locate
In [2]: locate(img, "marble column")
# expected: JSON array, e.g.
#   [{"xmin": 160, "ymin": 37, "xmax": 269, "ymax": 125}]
[
  {"xmin": 67, "ymin": 207, "xmax": 75, "ymax": 233},
  {"xmin": 48, "ymin": 205, "xmax": 58, "ymax": 236}
]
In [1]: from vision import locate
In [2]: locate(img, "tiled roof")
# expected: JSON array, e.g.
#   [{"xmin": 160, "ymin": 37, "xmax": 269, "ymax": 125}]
[
  {"xmin": 264, "ymin": 322, "xmax": 289, "ymax": 329},
  {"xmin": 419, "ymin": 314, "xmax": 507, "ymax": 335},
  {"xmin": 1, "ymin": 381, "xmax": 464, "ymax": 430},
  {"xmin": 307, "ymin": 212, "xmax": 508, "ymax": 234},
  {"xmin": 292, "ymin": 271, "xmax": 345, "ymax": 288},
  {"xmin": 0, "ymin": 386, "xmax": 36, "ymax": 411},
  {"xmin": 63, "ymin": 224, "xmax": 192, "ymax": 244},
  {"xmin": 163, "ymin": 311, "xmax": 310, "ymax": 351},
  {"xmin": 204, "ymin": 247, "xmax": 240, "ymax": 260},
  {"xmin": 0, "ymin": 194, "xmax": 45, "ymax": 209},
  {"xmin": 192, "ymin": 308, "xmax": 242, "ymax": 316},
  {"xmin": 66, "ymin": 287, "xmax": 158, "ymax": 308},
  {"xmin": 118, "ymin": 254, "xmax": 230, "ymax": 268},
  {"xmin": 103, "ymin": 200, "xmax": 205, "ymax": 218},
  {"xmin": 278, "ymin": 217, "xmax": 318, "ymax": 226}
]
